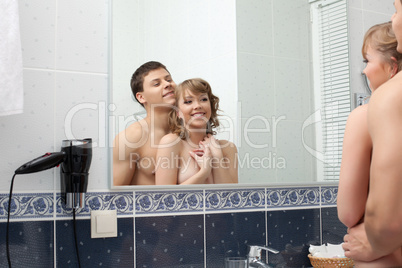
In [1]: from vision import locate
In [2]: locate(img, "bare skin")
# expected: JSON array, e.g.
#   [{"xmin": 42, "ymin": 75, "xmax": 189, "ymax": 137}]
[
  {"xmin": 341, "ymin": 72, "xmax": 402, "ymax": 268},
  {"xmin": 339, "ymin": 23, "xmax": 402, "ymax": 266},
  {"xmin": 366, "ymin": 71, "xmax": 402, "ymax": 257},
  {"xmin": 113, "ymin": 68, "xmax": 176, "ymax": 185},
  {"xmin": 155, "ymin": 90, "xmax": 238, "ymax": 185}
]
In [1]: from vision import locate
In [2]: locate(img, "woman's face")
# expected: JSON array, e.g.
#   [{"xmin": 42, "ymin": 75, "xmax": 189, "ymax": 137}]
[
  {"xmin": 177, "ymin": 90, "xmax": 211, "ymax": 130},
  {"xmin": 363, "ymin": 46, "xmax": 393, "ymax": 91},
  {"xmin": 392, "ymin": 0, "xmax": 402, "ymax": 53}
]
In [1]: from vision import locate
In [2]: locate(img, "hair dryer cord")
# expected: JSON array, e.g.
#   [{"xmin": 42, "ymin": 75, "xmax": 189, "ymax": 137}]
[
  {"xmin": 6, "ymin": 173, "xmax": 16, "ymax": 268},
  {"xmin": 73, "ymin": 208, "xmax": 82, "ymax": 268}
]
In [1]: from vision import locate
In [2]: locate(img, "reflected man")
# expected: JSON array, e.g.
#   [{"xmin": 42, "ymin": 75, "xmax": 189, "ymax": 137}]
[{"xmin": 113, "ymin": 61, "xmax": 176, "ymax": 185}]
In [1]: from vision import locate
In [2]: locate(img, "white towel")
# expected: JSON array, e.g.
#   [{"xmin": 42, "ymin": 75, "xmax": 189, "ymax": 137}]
[{"xmin": 0, "ymin": 0, "xmax": 23, "ymax": 116}]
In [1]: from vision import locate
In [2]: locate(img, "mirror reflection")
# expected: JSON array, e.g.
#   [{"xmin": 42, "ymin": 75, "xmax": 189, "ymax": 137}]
[{"xmin": 110, "ymin": 0, "xmax": 349, "ymax": 186}]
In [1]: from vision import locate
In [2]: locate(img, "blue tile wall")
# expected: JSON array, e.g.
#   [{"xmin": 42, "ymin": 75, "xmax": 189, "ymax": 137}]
[
  {"xmin": 321, "ymin": 207, "xmax": 347, "ymax": 245},
  {"xmin": 135, "ymin": 215, "xmax": 204, "ymax": 268},
  {"xmin": 0, "ymin": 221, "xmax": 54, "ymax": 268},
  {"xmin": 0, "ymin": 184, "xmax": 341, "ymax": 268},
  {"xmin": 267, "ymin": 209, "xmax": 320, "ymax": 267},
  {"xmin": 206, "ymin": 212, "xmax": 266, "ymax": 267},
  {"xmin": 56, "ymin": 218, "xmax": 134, "ymax": 267}
]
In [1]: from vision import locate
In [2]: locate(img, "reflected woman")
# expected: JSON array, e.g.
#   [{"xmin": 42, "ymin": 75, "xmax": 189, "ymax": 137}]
[
  {"xmin": 155, "ymin": 78, "xmax": 238, "ymax": 185},
  {"xmin": 338, "ymin": 22, "xmax": 402, "ymax": 267}
]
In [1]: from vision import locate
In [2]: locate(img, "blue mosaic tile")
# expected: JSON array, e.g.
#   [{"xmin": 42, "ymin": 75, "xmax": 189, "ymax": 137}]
[
  {"xmin": 267, "ymin": 209, "xmax": 321, "ymax": 267},
  {"xmin": 0, "ymin": 193, "xmax": 53, "ymax": 219},
  {"xmin": 321, "ymin": 207, "xmax": 347, "ymax": 244},
  {"xmin": 205, "ymin": 188, "xmax": 265, "ymax": 211},
  {"xmin": 321, "ymin": 186, "xmax": 338, "ymax": 206},
  {"xmin": 135, "ymin": 190, "xmax": 203, "ymax": 215},
  {"xmin": 56, "ymin": 218, "xmax": 134, "ymax": 267},
  {"xmin": 56, "ymin": 192, "xmax": 133, "ymax": 217},
  {"xmin": 266, "ymin": 187, "xmax": 320, "ymax": 209},
  {"xmin": 135, "ymin": 215, "xmax": 204, "ymax": 267},
  {"xmin": 205, "ymin": 211, "xmax": 266, "ymax": 267},
  {"xmin": 0, "ymin": 220, "xmax": 54, "ymax": 267}
]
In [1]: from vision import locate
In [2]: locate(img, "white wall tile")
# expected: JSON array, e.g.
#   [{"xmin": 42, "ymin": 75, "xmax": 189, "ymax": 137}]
[
  {"xmin": 273, "ymin": 0, "xmax": 310, "ymax": 60},
  {"xmin": 56, "ymin": 0, "xmax": 108, "ymax": 73},
  {"xmin": 237, "ymin": 53, "xmax": 276, "ymax": 118},
  {"xmin": 237, "ymin": 0, "xmax": 274, "ymax": 56},
  {"xmin": 54, "ymin": 72, "xmax": 109, "ymax": 190},
  {"xmin": 362, "ymin": 11, "xmax": 393, "ymax": 33},
  {"xmin": 274, "ymin": 58, "xmax": 312, "ymax": 121},
  {"xmin": 348, "ymin": 7, "xmax": 366, "ymax": 95},
  {"xmin": 363, "ymin": 0, "xmax": 395, "ymax": 15},
  {"xmin": 0, "ymin": 70, "xmax": 55, "ymax": 191},
  {"xmin": 19, "ymin": 0, "xmax": 56, "ymax": 69},
  {"xmin": 275, "ymin": 120, "xmax": 313, "ymax": 183},
  {"xmin": 348, "ymin": 0, "xmax": 362, "ymax": 9}
]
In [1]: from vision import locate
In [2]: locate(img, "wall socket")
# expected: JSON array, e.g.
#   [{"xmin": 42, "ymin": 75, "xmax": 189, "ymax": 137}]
[{"xmin": 91, "ymin": 210, "xmax": 117, "ymax": 238}]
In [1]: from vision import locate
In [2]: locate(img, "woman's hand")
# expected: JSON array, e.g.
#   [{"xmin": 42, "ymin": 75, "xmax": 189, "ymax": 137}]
[
  {"xmin": 202, "ymin": 134, "xmax": 224, "ymax": 159},
  {"xmin": 189, "ymin": 144, "xmax": 212, "ymax": 178}
]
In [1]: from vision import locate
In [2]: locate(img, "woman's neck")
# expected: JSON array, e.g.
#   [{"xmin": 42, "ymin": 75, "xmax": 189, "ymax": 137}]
[{"xmin": 186, "ymin": 130, "xmax": 207, "ymax": 148}]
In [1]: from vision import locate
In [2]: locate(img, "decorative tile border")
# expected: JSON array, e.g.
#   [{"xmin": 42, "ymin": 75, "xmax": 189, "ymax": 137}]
[
  {"xmin": 0, "ymin": 193, "xmax": 53, "ymax": 219},
  {"xmin": 320, "ymin": 186, "xmax": 338, "ymax": 206},
  {"xmin": 135, "ymin": 190, "xmax": 203, "ymax": 215},
  {"xmin": 266, "ymin": 187, "xmax": 320, "ymax": 208},
  {"xmin": 56, "ymin": 192, "xmax": 133, "ymax": 217},
  {"xmin": 0, "ymin": 185, "xmax": 338, "ymax": 220},
  {"xmin": 205, "ymin": 188, "xmax": 265, "ymax": 211}
]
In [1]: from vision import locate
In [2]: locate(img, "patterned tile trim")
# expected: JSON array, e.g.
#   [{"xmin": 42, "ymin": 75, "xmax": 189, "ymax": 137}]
[
  {"xmin": 1, "ymin": 185, "xmax": 338, "ymax": 219},
  {"xmin": 205, "ymin": 188, "xmax": 265, "ymax": 211},
  {"xmin": 266, "ymin": 187, "xmax": 320, "ymax": 208},
  {"xmin": 0, "ymin": 193, "xmax": 53, "ymax": 219},
  {"xmin": 135, "ymin": 190, "xmax": 203, "ymax": 215},
  {"xmin": 321, "ymin": 186, "xmax": 338, "ymax": 206},
  {"xmin": 56, "ymin": 192, "xmax": 133, "ymax": 217}
]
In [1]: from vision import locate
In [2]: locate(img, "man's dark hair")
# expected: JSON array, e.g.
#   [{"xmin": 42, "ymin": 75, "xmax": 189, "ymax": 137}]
[{"xmin": 130, "ymin": 61, "xmax": 169, "ymax": 107}]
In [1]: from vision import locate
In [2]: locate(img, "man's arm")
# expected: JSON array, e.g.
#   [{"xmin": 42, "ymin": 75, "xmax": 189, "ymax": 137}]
[
  {"xmin": 366, "ymin": 75, "xmax": 402, "ymax": 255},
  {"xmin": 113, "ymin": 122, "xmax": 146, "ymax": 186}
]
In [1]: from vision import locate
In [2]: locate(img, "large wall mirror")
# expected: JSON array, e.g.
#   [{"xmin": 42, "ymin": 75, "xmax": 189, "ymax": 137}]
[{"xmin": 110, "ymin": 0, "xmax": 350, "ymax": 188}]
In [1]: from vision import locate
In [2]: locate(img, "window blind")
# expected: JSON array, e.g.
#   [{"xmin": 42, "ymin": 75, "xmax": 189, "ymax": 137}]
[{"xmin": 310, "ymin": 0, "xmax": 351, "ymax": 180}]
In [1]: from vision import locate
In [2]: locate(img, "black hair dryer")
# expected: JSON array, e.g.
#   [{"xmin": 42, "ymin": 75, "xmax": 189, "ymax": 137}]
[
  {"xmin": 60, "ymin": 139, "xmax": 92, "ymax": 209},
  {"xmin": 14, "ymin": 138, "xmax": 92, "ymax": 209}
]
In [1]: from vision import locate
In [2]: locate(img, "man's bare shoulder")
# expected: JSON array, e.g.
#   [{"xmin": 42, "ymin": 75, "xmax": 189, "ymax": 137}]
[
  {"xmin": 115, "ymin": 119, "xmax": 149, "ymax": 143},
  {"xmin": 368, "ymin": 72, "xmax": 402, "ymax": 139},
  {"xmin": 371, "ymin": 72, "xmax": 402, "ymax": 108}
]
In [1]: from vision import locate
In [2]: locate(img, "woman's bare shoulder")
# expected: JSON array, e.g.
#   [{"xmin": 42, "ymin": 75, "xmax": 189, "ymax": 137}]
[
  {"xmin": 159, "ymin": 133, "xmax": 181, "ymax": 146},
  {"xmin": 217, "ymin": 139, "xmax": 238, "ymax": 153}
]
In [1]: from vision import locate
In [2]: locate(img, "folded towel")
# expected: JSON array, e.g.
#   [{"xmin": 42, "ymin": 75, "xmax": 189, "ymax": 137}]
[{"xmin": 0, "ymin": 0, "xmax": 24, "ymax": 116}]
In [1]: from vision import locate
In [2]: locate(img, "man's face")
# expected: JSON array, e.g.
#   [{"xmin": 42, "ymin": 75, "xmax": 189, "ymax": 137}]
[
  {"xmin": 137, "ymin": 68, "xmax": 176, "ymax": 107},
  {"xmin": 392, "ymin": 0, "xmax": 402, "ymax": 53}
]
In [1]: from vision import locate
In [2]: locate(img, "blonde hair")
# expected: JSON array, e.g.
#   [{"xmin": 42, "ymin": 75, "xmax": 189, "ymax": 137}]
[
  {"xmin": 362, "ymin": 22, "xmax": 402, "ymax": 70},
  {"xmin": 168, "ymin": 78, "xmax": 220, "ymax": 139}
]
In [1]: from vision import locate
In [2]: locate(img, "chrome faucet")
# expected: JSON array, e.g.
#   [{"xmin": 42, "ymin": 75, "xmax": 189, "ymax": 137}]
[{"xmin": 247, "ymin": 245, "xmax": 279, "ymax": 268}]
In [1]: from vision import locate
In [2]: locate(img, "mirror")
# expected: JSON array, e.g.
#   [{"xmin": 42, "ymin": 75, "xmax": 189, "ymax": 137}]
[{"xmin": 110, "ymin": 0, "xmax": 347, "ymax": 187}]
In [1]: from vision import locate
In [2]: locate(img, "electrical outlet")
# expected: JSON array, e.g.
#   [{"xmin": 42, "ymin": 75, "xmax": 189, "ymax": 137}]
[
  {"xmin": 91, "ymin": 210, "xmax": 117, "ymax": 238},
  {"xmin": 354, "ymin": 93, "xmax": 370, "ymax": 108}
]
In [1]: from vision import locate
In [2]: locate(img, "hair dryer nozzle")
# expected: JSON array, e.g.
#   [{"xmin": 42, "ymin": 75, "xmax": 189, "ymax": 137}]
[{"xmin": 60, "ymin": 138, "xmax": 92, "ymax": 209}]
